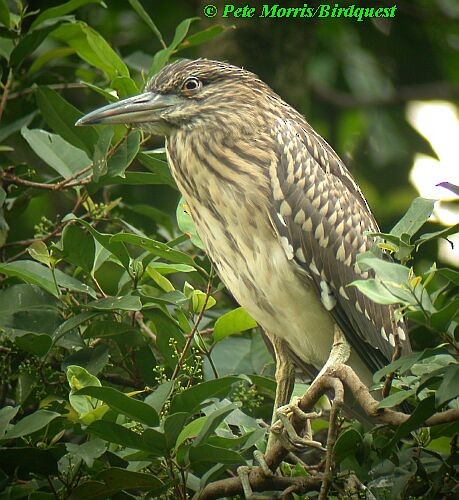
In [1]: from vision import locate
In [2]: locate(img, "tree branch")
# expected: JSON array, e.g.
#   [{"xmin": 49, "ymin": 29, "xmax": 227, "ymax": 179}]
[{"xmin": 197, "ymin": 363, "xmax": 459, "ymax": 499}]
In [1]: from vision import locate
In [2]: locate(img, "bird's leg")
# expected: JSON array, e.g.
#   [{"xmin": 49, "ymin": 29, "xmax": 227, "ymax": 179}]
[
  {"xmin": 313, "ymin": 324, "xmax": 351, "ymax": 384},
  {"xmin": 265, "ymin": 331, "xmax": 296, "ymax": 452},
  {"xmin": 235, "ymin": 334, "xmax": 294, "ymax": 499},
  {"xmin": 270, "ymin": 325, "xmax": 350, "ymax": 452}
]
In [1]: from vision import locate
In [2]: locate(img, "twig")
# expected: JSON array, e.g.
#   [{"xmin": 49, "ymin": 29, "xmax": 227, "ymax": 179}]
[
  {"xmin": 171, "ymin": 275, "xmax": 213, "ymax": 380},
  {"xmin": 319, "ymin": 378, "xmax": 344, "ymax": 500},
  {"xmin": 1, "ymin": 171, "xmax": 92, "ymax": 191},
  {"xmin": 0, "ymin": 69, "xmax": 13, "ymax": 123},
  {"xmin": 7, "ymin": 82, "xmax": 88, "ymax": 101}
]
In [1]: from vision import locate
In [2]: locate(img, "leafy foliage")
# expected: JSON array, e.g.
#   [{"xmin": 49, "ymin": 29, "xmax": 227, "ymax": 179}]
[{"xmin": 0, "ymin": 1, "xmax": 458, "ymax": 499}]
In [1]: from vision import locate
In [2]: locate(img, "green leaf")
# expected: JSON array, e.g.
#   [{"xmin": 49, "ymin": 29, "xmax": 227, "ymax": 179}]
[
  {"xmin": 73, "ymin": 219, "xmax": 130, "ymax": 270},
  {"xmin": 189, "ymin": 444, "xmax": 243, "ymax": 464},
  {"xmin": 65, "ymin": 438, "xmax": 106, "ymax": 468},
  {"xmin": 0, "ymin": 260, "xmax": 96, "ymax": 298},
  {"xmin": 67, "ymin": 364, "xmax": 102, "ymax": 418},
  {"xmin": 334, "ymin": 427, "xmax": 362, "ymax": 463},
  {"xmin": 106, "ymin": 130, "xmax": 140, "ymax": 178},
  {"xmin": 92, "ymin": 127, "xmax": 113, "ymax": 181},
  {"xmin": 373, "ymin": 347, "xmax": 449, "ymax": 382},
  {"xmin": 110, "ymin": 233, "xmax": 196, "ymax": 267},
  {"xmin": 191, "ymin": 290, "xmax": 216, "ymax": 312},
  {"xmin": 96, "ymin": 467, "xmax": 164, "ymax": 492},
  {"xmin": 416, "ymin": 224, "xmax": 459, "ymax": 249},
  {"xmin": 52, "ymin": 21, "xmax": 129, "ymax": 80},
  {"xmin": 27, "ymin": 240, "xmax": 51, "ymax": 266},
  {"xmin": 144, "ymin": 380, "xmax": 174, "ymax": 414},
  {"xmin": 193, "ymin": 403, "xmax": 236, "ymax": 446},
  {"xmin": 349, "ymin": 279, "xmax": 400, "ymax": 305},
  {"xmin": 31, "ymin": 0, "xmax": 105, "ymax": 30},
  {"xmin": 15, "ymin": 333, "xmax": 52, "ymax": 356},
  {"xmin": 36, "ymin": 86, "xmax": 99, "ymax": 156},
  {"xmin": 86, "ymin": 421, "xmax": 164, "ymax": 454},
  {"xmin": 138, "ymin": 152, "xmax": 176, "ymax": 188},
  {"xmin": 356, "ymin": 253, "xmax": 410, "ymax": 283},
  {"xmin": 3, "ymin": 410, "xmax": 60, "ymax": 440},
  {"xmin": 176, "ymin": 197, "xmax": 204, "ymax": 249},
  {"xmin": 75, "ymin": 386, "xmax": 159, "ymax": 426},
  {"xmin": 178, "ymin": 25, "xmax": 231, "ymax": 50},
  {"xmin": 386, "ymin": 396, "xmax": 436, "ymax": 448},
  {"xmin": 163, "ymin": 412, "xmax": 189, "ymax": 450},
  {"xmin": 176, "ymin": 416, "xmax": 207, "ymax": 449},
  {"xmin": 127, "ymin": 0, "xmax": 166, "ymax": 47},
  {"xmin": 21, "ymin": 127, "xmax": 92, "ymax": 179},
  {"xmin": 170, "ymin": 376, "xmax": 241, "ymax": 414},
  {"xmin": 61, "ymin": 224, "xmax": 95, "ymax": 272},
  {"xmin": 436, "ymin": 364, "xmax": 459, "ymax": 406},
  {"xmin": 378, "ymin": 389, "xmax": 415, "ymax": 409},
  {"xmin": 63, "ymin": 345, "xmax": 109, "ymax": 376},
  {"xmin": 82, "ymin": 320, "xmax": 136, "ymax": 339},
  {"xmin": 148, "ymin": 262, "xmax": 196, "ymax": 275},
  {"xmin": 10, "ymin": 22, "xmax": 65, "ymax": 68},
  {"xmin": 86, "ymin": 295, "xmax": 142, "ymax": 311},
  {"xmin": 146, "ymin": 264, "xmax": 175, "ymax": 292},
  {"xmin": 0, "ymin": 0, "xmax": 10, "ymax": 28},
  {"xmin": 0, "ymin": 406, "xmax": 19, "ymax": 439},
  {"xmin": 391, "ymin": 197, "xmax": 435, "ymax": 238},
  {"xmin": 213, "ymin": 307, "xmax": 257, "ymax": 341},
  {"xmin": 148, "ymin": 17, "xmax": 199, "ymax": 77},
  {"xmin": 0, "ymin": 111, "xmax": 36, "ymax": 143},
  {"xmin": 53, "ymin": 311, "xmax": 98, "ymax": 339}
]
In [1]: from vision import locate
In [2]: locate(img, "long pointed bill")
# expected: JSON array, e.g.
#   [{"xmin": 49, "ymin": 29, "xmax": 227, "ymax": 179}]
[{"xmin": 75, "ymin": 92, "xmax": 181, "ymax": 126}]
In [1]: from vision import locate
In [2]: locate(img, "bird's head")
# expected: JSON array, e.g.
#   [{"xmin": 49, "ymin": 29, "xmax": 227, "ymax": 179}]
[{"xmin": 76, "ymin": 59, "xmax": 273, "ymax": 136}]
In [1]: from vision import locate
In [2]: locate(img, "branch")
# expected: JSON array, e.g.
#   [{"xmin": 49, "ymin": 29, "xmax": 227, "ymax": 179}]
[
  {"xmin": 195, "ymin": 473, "xmax": 321, "ymax": 499},
  {"xmin": 1, "ymin": 169, "xmax": 93, "ymax": 191},
  {"xmin": 198, "ymin": 363, "xmax": 459, "ymax": 499}
]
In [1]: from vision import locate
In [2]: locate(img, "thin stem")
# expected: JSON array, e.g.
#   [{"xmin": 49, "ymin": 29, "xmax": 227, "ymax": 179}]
[
  {"xmin": 0, "ymin": 69, "xmax": 14, "ymax": 123},
  {"xmin": 171, "ymin": 274, "xmax": 213, "ymax": 380}
]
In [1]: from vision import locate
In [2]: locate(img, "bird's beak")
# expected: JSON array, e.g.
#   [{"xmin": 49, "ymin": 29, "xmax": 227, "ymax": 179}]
[{"xmin": 75, "ymin": 91, "xmax": 181, "ymax": 126}]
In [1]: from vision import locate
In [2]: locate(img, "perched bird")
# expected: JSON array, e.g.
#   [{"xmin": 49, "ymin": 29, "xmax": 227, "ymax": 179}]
[{"xmin": 77, "ymin": 59, "xmax": 410, "ymax": 419}]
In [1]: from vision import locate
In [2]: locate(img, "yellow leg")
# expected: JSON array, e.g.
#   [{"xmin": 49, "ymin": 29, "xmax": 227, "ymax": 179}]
[{"xmin": 264, "ymin": 331, "xmax": 296, "ymax": 452}]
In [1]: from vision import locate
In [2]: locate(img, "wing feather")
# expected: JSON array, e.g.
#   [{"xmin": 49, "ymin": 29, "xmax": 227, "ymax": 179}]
[{"xmin": 268, "ymin": 117, "xmax": 409, "ymax": 373}]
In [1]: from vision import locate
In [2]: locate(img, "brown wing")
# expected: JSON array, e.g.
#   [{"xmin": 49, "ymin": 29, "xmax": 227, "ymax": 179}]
[{"xmin": 268, "ymin": 117, "xmax": 409, "ymax": 373}]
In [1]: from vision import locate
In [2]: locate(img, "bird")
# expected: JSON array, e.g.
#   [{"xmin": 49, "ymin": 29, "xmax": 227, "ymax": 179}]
[{"xmin": 77, "ymin": 58, "xmax": 410, "ymax": 426}]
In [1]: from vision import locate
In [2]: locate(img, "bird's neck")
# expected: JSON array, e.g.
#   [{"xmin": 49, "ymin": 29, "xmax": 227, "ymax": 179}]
[{"xmin": 166, "ymin": 128, "xmax": 272, "ymax": 204}]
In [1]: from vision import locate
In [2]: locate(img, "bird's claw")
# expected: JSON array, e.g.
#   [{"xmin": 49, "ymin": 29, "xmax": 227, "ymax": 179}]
[
  {"xmin": 237, "ymin": 450, "xmax": 275, "ymax": 499},
  {"xmin": 270, "ymin": 397, "xmax": 326, "ymax": 452}
]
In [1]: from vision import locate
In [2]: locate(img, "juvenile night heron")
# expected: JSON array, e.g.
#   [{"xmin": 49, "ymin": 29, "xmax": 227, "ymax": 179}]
[{"xmin": 77, "ymin": 59, "xmax": 410, "ymax": 426}]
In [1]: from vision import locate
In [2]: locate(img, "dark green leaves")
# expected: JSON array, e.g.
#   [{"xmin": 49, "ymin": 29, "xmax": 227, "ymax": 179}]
[
  {"xmin": 21, "ymin": 127, "xmax": 91, "ymax": 179},
  {"xmin": 36, "ymin": 86, "xmax": 99, "ymax": 155},
  {"xmin": 75, "ymin": 386, "xmax": 159, "ymax": 426},
  {"xmin": 52, "ymin": 21, "xmax": 129, "ymax": 79}
]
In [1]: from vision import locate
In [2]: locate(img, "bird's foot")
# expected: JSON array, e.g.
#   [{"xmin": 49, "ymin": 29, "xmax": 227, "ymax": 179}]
[
  {"xmin": 237, "ymin": 450, "xmax": 275, "ymax": 499},
  {"xmin": 270, "ymin": 396, "xmax": 326, "ymax": 452}
]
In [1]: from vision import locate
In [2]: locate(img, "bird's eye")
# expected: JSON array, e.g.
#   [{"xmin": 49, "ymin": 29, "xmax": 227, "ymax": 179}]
[{"xmin": 181, "ymin": 77, "xmax": 202, "ymax": 96}]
